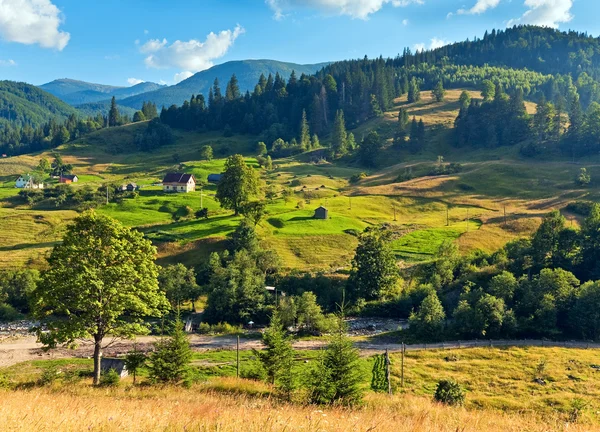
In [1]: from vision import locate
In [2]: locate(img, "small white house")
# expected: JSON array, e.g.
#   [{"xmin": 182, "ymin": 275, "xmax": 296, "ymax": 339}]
[
  {"xmin": 162, "ymin": 173, "xmax": 196, "ymax": 193},
  {"xmin": 15, "ymin": 174, "xmax": 43, "ymax": 189}
]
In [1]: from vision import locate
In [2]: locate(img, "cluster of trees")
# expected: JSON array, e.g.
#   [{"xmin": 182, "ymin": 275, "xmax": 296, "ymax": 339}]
[
  {"xmin": 132, "ymin": 101, "xmax": 159, "ymax": 123},
  {"xmin": 344, "ymin": 205, "xmax": 600, "ymax": 342},
  {"xmin": 0, "ymin": 269, "xmax": 38, "ymax": 320}
]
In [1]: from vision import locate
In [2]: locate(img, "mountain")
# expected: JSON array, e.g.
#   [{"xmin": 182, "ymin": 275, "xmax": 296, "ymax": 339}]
[
  {"xmin": 0, "ymin": 81, "xmax": 78, "ymax": 128},
  {"xmin": 119, "ymin": 59, "xmax": 329, "ymax": 110},
  {"xmin": 40, "ymin": 79, "xmax": 165, "ymax": 105},
  {"xmin": 75, "ymin": 101, "xmax": 137, "ymax": 118}
]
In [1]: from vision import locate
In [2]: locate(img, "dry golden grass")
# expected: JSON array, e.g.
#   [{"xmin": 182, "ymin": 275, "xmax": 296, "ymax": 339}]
[{"xmin": 0, "ymin": 380, "xmax": 596, "ymax": 432}]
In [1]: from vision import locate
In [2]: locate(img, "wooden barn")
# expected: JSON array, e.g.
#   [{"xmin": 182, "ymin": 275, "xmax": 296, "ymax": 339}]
[{"xmin": 313, "ymin": 206, "xmax": 328, "ymax": 220}]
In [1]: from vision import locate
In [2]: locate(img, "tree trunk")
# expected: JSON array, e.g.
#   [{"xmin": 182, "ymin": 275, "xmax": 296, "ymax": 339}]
[{"xmin": 93, "ymin": 336, "xmax": 103, "ymax": 385}]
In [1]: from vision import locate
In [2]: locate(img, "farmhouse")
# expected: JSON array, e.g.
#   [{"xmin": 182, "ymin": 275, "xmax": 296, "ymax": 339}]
[
  {"xmin": 15, "ymin": 174, "xmax": 43, "ymax": 189},
  {"xmin": 59, "ymin": 174, "xmax": 79, "ymax": 184},
  {"xmin": 162, "ymin": 173, "xmax": 196, "ymax": 193},
  {"xmin": 121, "ymin": 182, "xmax": 138, "ymax": 192},
  {"xmin": 313, "ymin": 206, "xmax": 328, "ymax": 219}
]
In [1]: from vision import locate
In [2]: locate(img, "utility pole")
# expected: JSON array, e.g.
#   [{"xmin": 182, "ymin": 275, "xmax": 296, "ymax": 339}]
[
  {"xmin": 446, "ymin": 206, "xmax": 449, "ymax": 226},
  {"xmin": 401, "ymin": 342, "xmax": 405, "ymax": 388},
  {"xmin": 200, "ymin": 188, "xmax": 203, "ymax": 208},
  {"xmin": 106, "ymin": 184, "xmax": 109, "ymax": 205},
  {"xmin": 349, "ymin": 196, "xmax": 351, "ymax": 210},
  {"xmin": 503, "ymin": 205, "xmax": 507, "ymax": 226},
  {"xmin": 236, "ymin": 335, "xmax": 240, "ymax": 378},
  {"xmin": 393, "ymin": 206, "xmax": 397, "ymax": 221}
]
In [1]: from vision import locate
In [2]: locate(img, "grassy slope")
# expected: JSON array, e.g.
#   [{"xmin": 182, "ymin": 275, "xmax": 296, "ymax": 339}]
[
  {"xmin": 2, "ymin": 346, "xmax": 600, "ymax": 428},
  {"xmin": 1, "ymin": 89, "xmax": 598, "ymax": 269}
]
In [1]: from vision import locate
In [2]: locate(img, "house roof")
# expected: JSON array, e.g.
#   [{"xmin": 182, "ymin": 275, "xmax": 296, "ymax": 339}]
[
  {"xmin": 61, "ymin": 174, "xmax": 78, "ymax": 180},
  {"xmin": 315, "ymin": 206, "xmax": 328, "ymax": 211},
  {"xmin": 162, "ymin": 173, "xmax": 195, "ymax": 184}
]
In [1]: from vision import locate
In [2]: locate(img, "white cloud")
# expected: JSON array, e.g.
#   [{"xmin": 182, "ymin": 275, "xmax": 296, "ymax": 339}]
[
  {"xmin": 266, "ymin": 0, "xmax": 423, "ymax": 20},
  {"xmin": 457, "ymin": 0, "xmax": 501, "ymax": 15},
  {"xmin": 508, "ymin": 0, "xmax": 573, "ymax": 28},
  {"xmin": 0, "ymin": 59, "xmax": 17, "ymax": 66},
  {"xmin": 159, "ymin": 79, "xmax": 168, "ymax": 85},
  {"xmin": 127, "ymin": 78, "xmax": 144, "ymax": 85},
  {"xmin": 402, "ymin": 18, "xmax": 409, "ymax": 25},
  {"xmin": 0, "ymin": 0, "xmax": 70, "ymax": 50},
  {"xmin": 144, "ymin": 29, "xmax": 149, "ymax": 34},
  {"xmin": 174, "ymin": 71, "xmax": 194, "ymax": 84},
  {"xmin": 413, "ymin": 37, "xmax": 448, "ymax": 52},
  {"xmin": 140, "ymin": 25, "xmax": 245, "ymax": 73}
]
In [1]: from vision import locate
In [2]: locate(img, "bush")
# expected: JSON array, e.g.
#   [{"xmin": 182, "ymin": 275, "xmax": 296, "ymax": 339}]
[
  {"xmin": 240, "ymin": 362, "xmax": 268, "ymax": 381},
  {"xmin": 565, "ymin": 200, "xmax": 594, "ymax": 216},
  {"xmin": 0, "ymin": 372, "xmax": 12, "ymax": 389},
  {"xmin": 38, "ymin": 365, "xmax": 61, "ymax": 386},
  {"xmin": 349, "ymin": 172, "xmax": 367, "ymax": 184},
  {"xmin": 0, "ymin": 303, "xmax": 21, "ymax": 321},
  {"xmin": 99, "ymin": 368, "xmax": 121, "ymax": 387},
  {"xmin": 434, "ymin": 379, "xmax": 465, "ymax": 405},
  {"xmin": 197, "ymin": 322, "xmax": 242, "ymax": 335},
  {"xmin": 195, "ymin": 207, "xmax": 209, "ymax": 219}
]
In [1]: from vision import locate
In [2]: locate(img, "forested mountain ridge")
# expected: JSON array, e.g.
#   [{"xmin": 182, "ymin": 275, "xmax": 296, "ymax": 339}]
[
  {"xmin": 396, "ymin": 25, "xmax": 600, "ymax": 80},
  {"xmin": 40, "ymin": 79, "xmax": 165, "ymax": 106},
  {"xmin": 118, "ymin": 59, "xmax": 329, "ymax": 110},
  {"xmin": 0, "ymin": 81, "xmax": 78, "ymax": 129}
]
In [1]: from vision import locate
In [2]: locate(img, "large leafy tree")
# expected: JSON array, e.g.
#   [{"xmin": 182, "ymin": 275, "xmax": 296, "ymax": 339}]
[
  {"xmin": 348, "ymin": 227, "xmax": 398, "ymax": 301},
  {"xmin": 216, "ymin": 154, "xmax": 260, "ymax": 215},
  {"xmin": 409, "ymin": 292, "xmax": 446, "ymax": 341},
  {"xmin": 158, "ymin": 264, "xmax": 201, "ymax": 311},
  {"xmin": 31, "ymin": 212, "xmax": 168, "ymax": 385}
]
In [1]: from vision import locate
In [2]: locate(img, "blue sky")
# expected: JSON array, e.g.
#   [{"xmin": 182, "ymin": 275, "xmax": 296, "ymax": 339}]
[{"xmin": 0, "ymin": 0, "xmax": 596, "ymax": 87}]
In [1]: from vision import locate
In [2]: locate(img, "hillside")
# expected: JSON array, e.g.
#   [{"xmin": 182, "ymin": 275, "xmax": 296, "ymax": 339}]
[
  {"xmin": 0, "ymin": 89, "xmax": 595, "ymax": 270},
  {"xmin": 0, "ymin": 81, "xmax": 78, "ymax": 128},
  {"xmin": 119, "ymin": 59, "xmax": 329, "ymax": 109},
  {"xmin": 40, "ymin": 79, "xmax": 165, "ymax": 106},
  {"xmin": 399, "ymin": 25, "xmax": 600, "ymax": 80}
]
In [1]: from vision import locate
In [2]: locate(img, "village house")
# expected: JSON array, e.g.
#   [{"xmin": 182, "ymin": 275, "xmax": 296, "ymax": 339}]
[
  {"xmin": 120, "ymin": 182, "xmax": 138, "ymax": 192},
  {"xmin": 162, "ymin": 173, "xmax": 196, "ymax": 193},
  {"xmin": 15, "ymin": 174, "xmax": 44, "ymax": 189},
  {"xmin": 59, "ymin": 174, "xmax": 79, "ymax": 184}
]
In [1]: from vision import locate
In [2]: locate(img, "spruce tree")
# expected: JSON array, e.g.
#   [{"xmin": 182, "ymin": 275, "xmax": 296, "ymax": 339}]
[
  {"xmin": 311, "ymin": 134, "xmax": 320, "ymax": 149},
  {"xmin": 225, "ymin": 74, "xmax": 241, "ymax": 101},
  {"xmin": 307, "ymin": 317, "xmax": 364, "ymax": 406},
  {"xmin": 148, "ymin": 317, "xmax": 192, "ymax": 383},
  {"xmin": 394, "ymin": 108, "xmax": 409, "ymax": 145},
  {"xmin": 108, "ymin": 96, "xmax": 119, "ymax": 127},
  {"xmin": 331, "ymin": 110, "xmax": 348, "ymax": 156},
  {"xmin": 432, "ymin": 80, "xmax": 445, "ymax": 102},
  {"xmin": 254, "ymin": 315, "xmax": 295, "ymax": 397},
  {"xmin": 300, "ymin": 109, "xmax": 310, "ymax": 150},
  {"xmin": 409, "ymin": 117, "xmax": 420, "ymax": 153},
  {"xmin": 407, "ymin": 77, "xmax": 421, "ymax": 103}
]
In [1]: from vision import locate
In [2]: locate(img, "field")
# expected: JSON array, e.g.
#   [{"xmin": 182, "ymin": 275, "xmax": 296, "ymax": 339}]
[
  {"xmin": 2, "ymin": 346, "xmax": 600, "ymax": 430},
  {"xmin": 1, "ymin": 89, "xmax": 600, "ymax": 270}
]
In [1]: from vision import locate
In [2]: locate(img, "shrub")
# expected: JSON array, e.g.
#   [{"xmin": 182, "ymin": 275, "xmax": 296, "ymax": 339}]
[
  {"xmin": 565, "ymin": 201, "xmax": 594, "ymax": 216},
  {"xmin": 99, "ymin": 368, "xmax": 121, "ymax": 387},
  {"xmin": 240, "ymin": 362, "xmax": 268, "ymax": 381},
  {"xmin": 195, "ymin": 207, "xmax": 209, "ymax": 219},
  {"xmin": 434, "ymin": 379, "xmax": 465, "ymax": 405},
  {"xmin": 0, "ymin": 372, "xmax": 12, "ymax": 389},
  {"xmin": 197, "ymin": 322, "xmax": 242, "ymax": 335},
  {"xmin": 38, "ymin": 365, "xmax": 61, "ymax": 386},
  {"xmin": 349, "ymin": 172, "xmax": 367, "ymax": 184},
  {"xmin": 0, "ymin": 303, "xmax": 21, "ymax": 321}
]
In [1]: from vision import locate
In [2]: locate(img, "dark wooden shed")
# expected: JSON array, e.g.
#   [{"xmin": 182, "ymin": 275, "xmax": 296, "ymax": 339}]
[{"xmin": 314, "ymin": 206, "xmax": 328, "ymax": 220}]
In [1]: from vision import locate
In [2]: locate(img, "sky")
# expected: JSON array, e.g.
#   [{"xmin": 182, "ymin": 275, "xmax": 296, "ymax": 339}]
[{"xmin": 0, "ymin": 0, "xmax": 597, "ymax": 87}]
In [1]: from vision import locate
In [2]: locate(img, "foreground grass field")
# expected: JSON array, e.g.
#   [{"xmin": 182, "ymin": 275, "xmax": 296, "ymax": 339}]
[
  {"xmin": 2, "ymin": 346, "xmax": 600, "ymax": 430},
  {"xmin": 1, "ymin": 89, "xmax": 600, "ymax": 269}
]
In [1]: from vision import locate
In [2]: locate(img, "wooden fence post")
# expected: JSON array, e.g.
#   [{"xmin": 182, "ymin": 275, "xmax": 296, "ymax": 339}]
[
  {"xmin": 401, "ymin": 343, "xmax": 405, "ymax": 388},
  {"xmin": 236, "ymin": 335, "xmax": 240, "ymax": 378},
  {"xmin": 385, "ymin": 349, "xmax": 392, "ymax": 396}
]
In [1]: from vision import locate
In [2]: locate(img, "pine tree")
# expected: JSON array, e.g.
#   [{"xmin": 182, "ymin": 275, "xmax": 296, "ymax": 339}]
[
  {"xmin": 346, "ymin": 132, "xmax": 356, "ymax": 151},
  {"xmin": 225, "ymin": 74, "xmax": 241, "ymax": 101},
  {"xmin": 299, "ymin": 109, "xmax": 310, "ymax": 150},
  {"xmin": 432, "ymin": 80, "xmax": 445, "ymax": 102},
  {"xmin": 407, "ymin": 77, "xmax": 421, "ymax": 103},
  {"xmin": 108, "ymin": 96, "xmax": 119, "ymax": 127},
  {"xmin": 311, "ymin": 134, "xmax": 320, "ymax": 149},
  {"xmin": 331, "ymin": 110, "xmax": 348, "ymax": 156},
  {"xmin": 148, "ymin": 317, "xmax": 192, "ymax": 383},
  {"xmin": 394, "ymin": 108, "xmax": 410, "ymax": 145},
  {"xmin": 307, "ymin": 317, "xmax": 364, "ymax": 406},
  {"xmin": 254, "ymin": 315, "xmax": 295, "ymax": 397},
  {"xmin": 409, "ymin": 117, "xmax": 420, "ymax": 153}
]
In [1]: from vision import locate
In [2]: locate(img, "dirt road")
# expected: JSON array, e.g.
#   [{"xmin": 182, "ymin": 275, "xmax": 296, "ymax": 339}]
[{"xmin": 2, "ymin": 334, "xmax": 599, "ymax": 368}]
